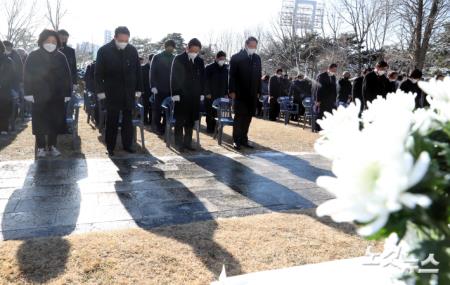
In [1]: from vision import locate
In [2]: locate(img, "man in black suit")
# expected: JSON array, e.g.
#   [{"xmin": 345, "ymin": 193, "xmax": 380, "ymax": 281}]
[
  {"xmin": 205, "ymin": 51, "xmax": 229, "ymax": 133},
  {"xmin": 268, "ymin": 68, "xmax": 285, "ymax": 121},
  {"xmin": 95, "ymin": 26, "xmax": 143, "ymax": 156},
  {"xmin": 400, "ymin": 69, "xmax": 424, "ymax": 109},
  {"xmin": 58, "ymin": 30, "xmax": 78, "ymax": 87},
  {"xmin": 171, "ymin": 38, "xmax": 205, "ymax": 152},
  {"xmin": 150, "ymin": 40, "xmax": 176, "ymax": 135},
  {"xmin": 362, "ymin": 60, "xmax": 390, "ymax": 109},
  {"xmin": 315, "ymin": 63, "xmax": 338, "ymax": 131},
  {"xmin": 352, "ymin": 68, "xmax": 372, "ymax": 113},
  {"xmin": 229, "ymin": 37, "xmax": 262, "ymax": 150}
]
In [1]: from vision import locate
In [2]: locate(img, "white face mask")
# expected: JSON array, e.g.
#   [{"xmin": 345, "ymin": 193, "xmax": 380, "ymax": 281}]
[
  {"xmin": 5, "ymin": 50, "xmax": 12, "ymax": 55},
  {"xmin": 411, "ymin": 79, "xmax": 418, "ymax": 84},
  {"xmin": 217, "ymin": 60, "xmax": 225, "ymax": 67},
  {"xmin": 276, "ymin": 74, "xmax": 282, "ymax": 78},
  {"xmin": 188, "ymin": 52, "xmax": 198, "ymax": 60},
  {"xmin": 246, "ymin": 47, "xmax": 256, "ymax": 55},
  {"xmin": 115, "ymin": 40, "xmax": 128, "ymax": 50},
  {"xmin": 328, "ymin": 71, "xmax": 336, "ymax": 76},
  {"xmin": 377, "ymin": 70, "xmax": 386, "ymax": 76},
  {"xmin": 43, "ymin": 43, "xmax": 57, "ymax": 53}
]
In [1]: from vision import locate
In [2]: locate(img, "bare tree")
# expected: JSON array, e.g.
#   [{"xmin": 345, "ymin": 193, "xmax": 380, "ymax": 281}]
[
  {"xmin": 396, "ymin": 0, "xmax": 449, "ymax": 69},
  {"xmin": 366, "ymin": 0, "xmax": 395, "ymax": 52},
  {"xmin": 45, "ymin": 0, "xmax": 67, "ymax": 31},
  {"xmin": 1, "ymin": 0, "xmax": 39, "ymax": 48},
  {"xmin": 333, "ymin": 0, "xmax": 384, "ymax": 72}
]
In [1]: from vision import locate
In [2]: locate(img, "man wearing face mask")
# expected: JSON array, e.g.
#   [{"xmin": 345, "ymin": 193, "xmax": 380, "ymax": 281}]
[
  {"xmin": 400, "ymin": 69, "xmax": 424, "ymax": 109},
  {"xmin": 204, "ymin": 51, "xmax": 229, "ymax": 133},
  {"xmin": 387, "ymin": 71, "xmax": 399, "ymax": 93},
  {"xmin": 229, "ymin": 37, "xmax": 262, "ymax": 150},
  {"xmin": 57, "ymin": 30, "xmax": 77, "ymax": 88},
  {"xmin": 3, "ymin": 41, "xmax": 23, "ymax": 87},
  {"xmin": 362, "ymin": 60, "xmax": 390, "ymax": 109},
  {"xmin": 150, "ymin": 40, "xmax": 176, "ymax": 135},
  {"xmin": 315, "ymin": 63, "xmax": 338, "ymax": 131},
  {"xmin": 337, "ymin": 71, "xmax": 352, "ymax": 106},
  {"xmin": 268, "ymin": 68, "xmax": 285, "ymax": 121},
  {"xmin": 95, "ymin": 26, "xmax": 143, "ymax": 156},
  {"xmin": 170, "ymin": 38, "xmax": 205, "ymax": 152}
]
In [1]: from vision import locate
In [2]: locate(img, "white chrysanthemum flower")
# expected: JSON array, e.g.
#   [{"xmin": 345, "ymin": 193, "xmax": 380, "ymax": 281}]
[
  {"xmin": 317, "ymin": 151, "xmax": 431, "ymax": 236},
  {"xmin": 315, "ymin": 91, "xmax": 431, "ymax": 237},
  {"xmin": 412, "ymin": 108, "xmax": 441, "ymax": 135},
  {"xmin": 419, "ymin": 77, "xmax": 450, "ymax": 123},
  {"xmin": 362, "ymin": 90, "xmax": 416, "ymax": 127},
  {"xmin": 315, "ymin": 100, "xmax": 361, "ymax": 160}
]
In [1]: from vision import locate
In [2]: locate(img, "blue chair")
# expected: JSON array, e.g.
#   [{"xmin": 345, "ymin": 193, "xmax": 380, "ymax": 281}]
[
  {"xmin": 212, "ymin": 98, "xmax": 234, "ymax": 145},
  {"xmin": 259, "ymin": 95, "xmax": 270, "ymax": 120},
  {"xmin": 98, "ymin": 98, "xmax": 145, "ymax": 149},
  {"xmin": 9, "ymin": 91, "xmax": 20, "ymax": 131},
  {"xmin": 66, "ymin": 94, "xmax": 82, "ymax": 149},
  {"xmin": 132, "ymin": 102, "xmax": 145, "ymax": 149},
  {"xmin": 161, "ymin": 97, "xmax": 202, "ymax": 149},
  {"xmin": 301, "ymin": 97, "xmax": 314, "ymax": 130},
  {"xmin": 278, "ymin": 96, "xmax": 299, "ymax": 126},
  {"xmin": 86, "ymin": 92, "xmax": 98, "ymax": 125},
  {"xmin": 161, "ymin": 96, "xmax": 176, "ymax": 148}
]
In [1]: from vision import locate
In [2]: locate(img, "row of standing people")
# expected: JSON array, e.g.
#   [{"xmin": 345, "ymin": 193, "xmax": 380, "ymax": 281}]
[
  {"xmin": 86, "ymin": 26, "xmax": 262, "ymax": 155},
  {"xmin": 314, "ymin": 61, "xmax": 441, "ymax": 131}
]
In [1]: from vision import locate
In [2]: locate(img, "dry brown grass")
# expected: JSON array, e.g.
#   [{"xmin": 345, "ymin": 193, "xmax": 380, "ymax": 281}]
[
  {"xmin": 0, "ymin": 210, "xmax": 382, "ymax": 285},
  {"xmin": 0, "ymin": 111, "xmax": 319, "ymax": 161}
]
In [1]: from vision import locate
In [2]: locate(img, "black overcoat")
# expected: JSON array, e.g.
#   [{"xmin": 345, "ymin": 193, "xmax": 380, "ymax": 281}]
[
  {"xmin": 205, "ymin": 62, "xmax": 228, "ymax": 99},
  {"xmin": 95, "ymin": 40, "xmax": 143, "ymax": 111},
  {"xmin": 24, "ymin": 48, "xmax": 71, "ymax": 135},
  {"xmin": 171, "ymin": 52, "xmax": 205, "ymax": 122},
  {"xmin": 229, "ymin": 49, "xmax": 262, "ymax": 115}
]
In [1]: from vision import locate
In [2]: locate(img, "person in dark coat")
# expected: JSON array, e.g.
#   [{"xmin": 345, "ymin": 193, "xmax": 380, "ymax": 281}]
[
  {"xmin": 171, "ymin": 38, "xmax": 205, "ymax": 152},
  {"xmin": 23, "ymin": 29, "xmax": 72, "ymax": 158},
  {"xmin": 95, "ymin": 26, "xmax": 143, "ymax": 156},
  {"xmin": 83, "ymin": 61, "xmax": 96, "ymax": 93},
  {"xmin": 141, "ymin": 54, "xmax": 154, "ymax": 125},
  {"xmin": 83, "ymin": 61, "xmax": 99, "ymax": 123},
  {"xmin": 268, "ymin": 68, "xmax": 285, "ymax": 121},
  {"xmin": 204, "ymin": 51, "xmax": 228, "ymax": 133},
  {"xmin": 352, "ymin": 68, "xmax": 371, "ymax": 112},
  {"xmin": 150, "ymin": 40, "xmax": 176, "ymax": 135},
  {"xmin": 257, "ymin": 75, "xmax": 269, "ymax": 117},
  {"xmin": 337, "ymin": 71, "xmax": 352, "ymax": 105},
  {"xmin": 291, "ymin": 74, "xmax": 312, "ymax": 116},
  {"xmin": 0, "ymin": 41, "xmax": 17, "ymax": 134},
  {"xmin": 229, "ymin": 37, "xmax": 262, "ymax": 150},
  {"xmin": 57, "ymin": 30, "xmax": 78, "ymax": 86},
  {"xmin": 315, "ymin": 63, "xmax": 338, "ymax": 131},
  {"xmin": 400, "ymin": 69, "xmax": 424, "ymax": 109},
  {"xmin": 3, "ymin": 41, "xmax": 23, "ymax": 87},
  {"xmin": 387, "ymin": 71, "xmax": 399, "ymax": 93},
  {"xmin": 362, "ymin": 60, "xmax": 390, "ymax": 108}
]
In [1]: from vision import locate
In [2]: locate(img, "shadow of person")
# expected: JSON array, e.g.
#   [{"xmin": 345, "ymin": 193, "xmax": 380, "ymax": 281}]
[
  {"xmin": 110, "ymin": 155, "xmax": 242, "ymax": 277},
  {"xmin": 1, "ymin": 155, "xmax": 87, "ymax": 283},
  {"xmin": 181, "ymin": 150, "xmax": 318, "ymax": 211},
  {"xmin": 178, "ymin": 150, "xmax": 354, "ymax": 236}
]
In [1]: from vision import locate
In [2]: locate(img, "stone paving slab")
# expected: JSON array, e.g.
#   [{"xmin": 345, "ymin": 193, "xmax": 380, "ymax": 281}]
[{"xmin": 0, "ymin": 151, "xmax": 333, "ymax": 240}]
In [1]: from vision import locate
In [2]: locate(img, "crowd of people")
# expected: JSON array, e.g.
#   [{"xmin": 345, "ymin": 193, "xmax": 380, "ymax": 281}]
[{"xmin": 0, "ymin": 25, "xmax": 447, "ymax": 158}]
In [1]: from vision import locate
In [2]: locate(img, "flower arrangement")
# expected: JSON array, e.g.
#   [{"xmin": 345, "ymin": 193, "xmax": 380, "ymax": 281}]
[{"xmin": 315, "ymin": 77, "xmax": 450, "ymax": 285}]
